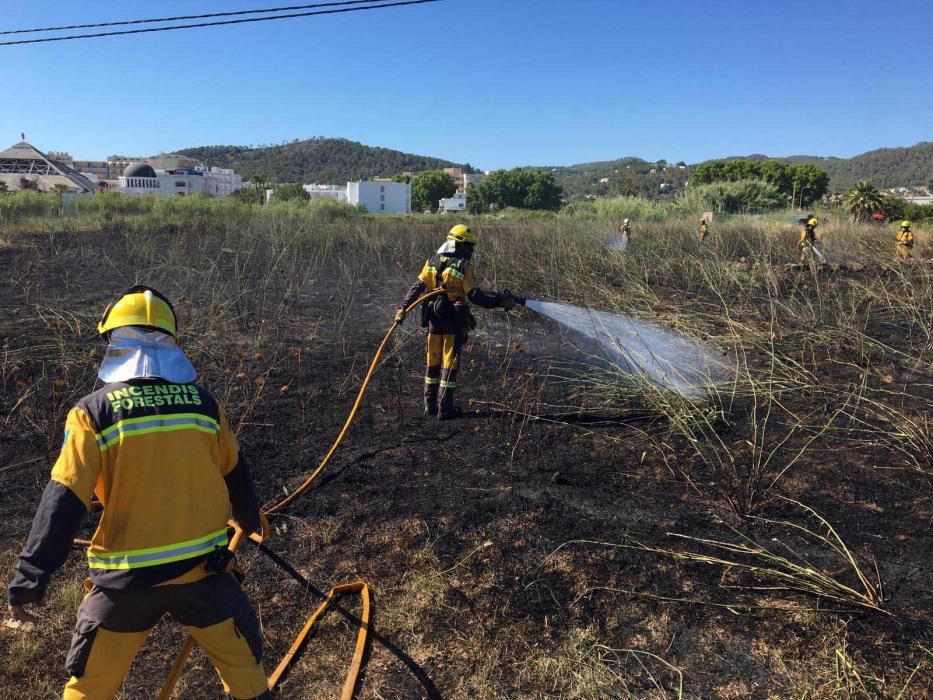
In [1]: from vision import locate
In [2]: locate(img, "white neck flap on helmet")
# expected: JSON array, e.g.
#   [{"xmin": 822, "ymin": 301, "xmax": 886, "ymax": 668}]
[{"xmin": 98, "ymin": 327, "xmax": 197, "ymax": 384}]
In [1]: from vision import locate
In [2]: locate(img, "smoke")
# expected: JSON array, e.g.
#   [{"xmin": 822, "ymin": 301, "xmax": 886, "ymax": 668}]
[{"xmin": 524, "ymin": 301, "xmax": 731, "ymax": 400}]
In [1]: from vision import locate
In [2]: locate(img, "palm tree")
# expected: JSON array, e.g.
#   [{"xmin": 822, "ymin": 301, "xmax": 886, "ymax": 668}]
[
  {"xmin": 249, "ymin": 174, "xmax": 267, "ymax": 205},
  {"xmin": 843, "ymin": 180, "xmax": 883, "ymax": 222}
]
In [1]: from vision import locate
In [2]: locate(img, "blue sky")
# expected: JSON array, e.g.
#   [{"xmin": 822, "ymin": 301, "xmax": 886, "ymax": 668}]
[{"xmin": 1, "ymin": 0, "xmax": 930, "ymax": 170}]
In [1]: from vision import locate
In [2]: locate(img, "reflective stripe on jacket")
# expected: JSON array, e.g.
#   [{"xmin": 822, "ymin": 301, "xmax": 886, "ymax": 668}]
[{"xmin": 8, "ymin": 378, "xmax": 259, "ymax": 604}]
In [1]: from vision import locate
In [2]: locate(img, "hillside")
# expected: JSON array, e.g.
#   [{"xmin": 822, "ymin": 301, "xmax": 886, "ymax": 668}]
[
  {"xmin": 175, "ymin": 137, "xmax": 932, "ymax": 195},
  {"xmin": 784, "ymin": 142, "xmax": 933, "ymax": 190},
  {"xmin": 176, "ymin": 137, "xmax": 472, "ymax": 184},
  {"xmin": 548, "ymin": 157, "xmax": 691, "ymax": 200},
  {"xmin": 551, "ymin": 143, "xmax": 933, "ymax": 199}
]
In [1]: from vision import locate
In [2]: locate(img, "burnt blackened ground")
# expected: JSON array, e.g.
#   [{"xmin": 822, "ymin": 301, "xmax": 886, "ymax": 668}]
[{"xmin": 0, "ymin": 225, "xmax": 930, "ymax": 699}]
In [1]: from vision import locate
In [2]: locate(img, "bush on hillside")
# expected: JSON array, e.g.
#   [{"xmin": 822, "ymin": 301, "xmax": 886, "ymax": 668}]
[
  {"xmin": 694, "ymin": 179, "xmax": 786, "ymax": 214},
  {"xmin": 468, "ymin": 169, "xmax": 562, "ymax": 213},
  {"xmin": 692, "ymin": 160, "xmax": 829, "ymax": 206}
]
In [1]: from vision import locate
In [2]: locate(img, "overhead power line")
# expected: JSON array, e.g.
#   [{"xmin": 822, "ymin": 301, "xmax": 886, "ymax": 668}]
[
  {"xmin": 0, "ymin": 0, "xmax": 440, "ymax": 47},
  {"xmin": 0, "ymin": 0, "xmax": 385, "ymax": 36}
]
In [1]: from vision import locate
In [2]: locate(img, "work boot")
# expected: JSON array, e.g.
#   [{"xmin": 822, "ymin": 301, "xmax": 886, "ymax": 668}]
[
  {"xmin": 439, "ymin": 407, "xmax": 464, "ymax": 421},
  {"xmin": 424, "ymin": 377, "xmax": 439, "ymax": 417}
]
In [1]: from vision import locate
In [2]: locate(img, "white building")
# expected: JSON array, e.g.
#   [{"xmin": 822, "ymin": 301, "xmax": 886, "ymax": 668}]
[
  {"xmin": 462, "ymin": 173, "xmax": 485, "ymax": 190},
  {"xmin": 347, "ymin": 180, "xmax": 411, "ymax": 213},
  {"xmin": 303, "ymin": 184, "xmax": 347, "ymax": 202},
  {"xmin": 439, "ymin": 191, "xmax": 467, "ymax": 213},
  {"xmin": 202, "ymin": 167, "xmax": 242, "ymax": 198},
  {"xmin": 117, "ymin": 163, "xmax": 243, "ymax": 198}
]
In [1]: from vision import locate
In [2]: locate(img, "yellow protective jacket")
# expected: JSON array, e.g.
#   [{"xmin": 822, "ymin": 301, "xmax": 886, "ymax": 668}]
[
  {"xmin": 799, "ymin": 226, "xmax": 816, "ymax": 248},
  {"xmin": 8, "ymin": 379, "xmax": 259, "ymax": 604},
  {"xmin": 897, "ymin": 229, "xmax": 914, "ymax": 247},
  {"xmin": 399, "ymin": 253, "xmax": 500, "ymax": 332}
]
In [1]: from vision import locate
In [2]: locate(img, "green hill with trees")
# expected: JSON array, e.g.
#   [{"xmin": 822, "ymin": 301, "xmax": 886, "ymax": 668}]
[
  {"xmin": 550, "ymin": 143, "xmax": 932, "ymax": 200},
  {"xmin": 176, "ymin": 137, "xmax": 931, "ymax": 198},
  {"xmin": 176, "ymin": 137, "xmax": 474, "ymax": 184},
  {"xmin": 784, "ymin": 142, "xmax": 933, "ymax": 190}
]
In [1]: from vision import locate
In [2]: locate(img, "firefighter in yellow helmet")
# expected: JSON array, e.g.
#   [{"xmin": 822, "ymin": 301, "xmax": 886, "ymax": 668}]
[
  {"xmin": 798, "ymin": 217, "xmax": 818, "ymax": 261},
  {"xmin": 6, "ymin": 286, "xmax": 272, "ymax": 700},
  {"xmin": 699, "ymin": 218, "xmax": 709, "ymax": 242},
  {"xmin": 395, "ymin": 225, "xmax": 523, "ymax": 419},
  {"xmin": 896, "ymin": 220, "xmax": 914, "ymax": 259}
]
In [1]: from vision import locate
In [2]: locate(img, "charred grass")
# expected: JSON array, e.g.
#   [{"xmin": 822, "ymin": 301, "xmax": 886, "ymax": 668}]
[{"xmin": 0, "ymin": 206, "xmax": 931, "ymax": 698}]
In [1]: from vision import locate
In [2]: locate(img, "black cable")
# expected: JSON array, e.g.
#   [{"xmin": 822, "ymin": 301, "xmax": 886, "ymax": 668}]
[
  {"xmin": 0, "ymin": 0, "xmax": 440, "ymax": 47},
  {"xmin": 0, "ymin": 0, "xmax": 385, "ymax": 36}
]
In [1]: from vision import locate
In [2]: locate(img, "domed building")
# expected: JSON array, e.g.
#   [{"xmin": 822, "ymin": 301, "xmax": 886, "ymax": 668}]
[
  {"xmin": 123, "ymin": 162, "xmax": 157, "ymax": 179},
  {"xmin": 120, "ymin": 162, "xmax": 160, "ymax": 192},
  {"xmin": 117, "ymin": 159, "xmax": 244, "ymax": 199}
]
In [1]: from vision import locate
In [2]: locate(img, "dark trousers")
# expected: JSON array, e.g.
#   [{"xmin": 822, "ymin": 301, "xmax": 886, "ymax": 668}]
[{"xmin": 63, "ymin": 572, "xmax": 270, "ymax": 699}]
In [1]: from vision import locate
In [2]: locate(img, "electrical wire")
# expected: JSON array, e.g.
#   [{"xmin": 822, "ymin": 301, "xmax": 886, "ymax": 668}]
[
  {"xmin": 0, "ymin": 0, "xmax": 386, "ymax": 35},
  {"xmin": 0, "ymin": 0, "xmax": 440, "ymax": 47}
]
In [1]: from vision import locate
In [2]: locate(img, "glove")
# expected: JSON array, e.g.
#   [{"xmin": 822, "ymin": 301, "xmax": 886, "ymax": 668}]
[
  {"xmin": 498, "ymin": 290, "xmax": 520, "ymax": 311},
  {"xmin": 394, "ymin": 309, "xmax": 406, "ymax": 324}
]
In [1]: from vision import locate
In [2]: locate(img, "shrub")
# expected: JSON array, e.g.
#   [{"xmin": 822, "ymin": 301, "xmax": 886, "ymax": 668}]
[
  {"xmin": 0, "ymin": 190, "xmax": 62, "ymax": 221},
  {"xmin": 693, "ymin": 179, "xmax": 785, "ymax": 214}
]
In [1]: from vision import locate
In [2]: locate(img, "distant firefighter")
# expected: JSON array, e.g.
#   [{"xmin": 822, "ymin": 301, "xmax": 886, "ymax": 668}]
[
  {"xmin": 798, "ymin": 217, "xmax": 818, "ymax": 261},
  {"xmin": 699, "ymin": 219, "xmax": 709, "ymax": 242},
  {"xmin": 619, "ymin": 218, "xmax": 631, "ymax": 236},
  {"xmin": 896, "ymin": 220, "xmax": 914, "ymax": 259}
]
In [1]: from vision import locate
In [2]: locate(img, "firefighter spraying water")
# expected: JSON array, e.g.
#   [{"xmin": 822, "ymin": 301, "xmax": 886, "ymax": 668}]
[
  {"xmin": 396, "ymin": 224, "xmax": 522, "ymax": 420},
  {"xmin": 798, "ymin": 217, "xmax": 828, "ymax": 263},
  {"xmin": 392, "ymin": 224, "xmax": 730, "ymax": 406}
]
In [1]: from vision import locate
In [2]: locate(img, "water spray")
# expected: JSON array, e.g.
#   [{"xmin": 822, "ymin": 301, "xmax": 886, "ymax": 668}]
[
  {"xmin": 521, "ymin": 300, "xmax": 730, "ymax": 400},
  {"xmin": 606, "ymin": 231, "xmax": 630, "ymax": 252}
]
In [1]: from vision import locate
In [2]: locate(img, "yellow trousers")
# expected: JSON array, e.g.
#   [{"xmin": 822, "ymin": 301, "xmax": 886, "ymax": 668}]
[{"xmin": 424, "ymin": 331, "xmax": 464, "ymax": 415}]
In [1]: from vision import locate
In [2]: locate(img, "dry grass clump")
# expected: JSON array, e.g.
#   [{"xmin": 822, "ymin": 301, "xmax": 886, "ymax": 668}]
[{"xmin": 531, "ymin": 626, "xmax": 683, "ymax": 699}]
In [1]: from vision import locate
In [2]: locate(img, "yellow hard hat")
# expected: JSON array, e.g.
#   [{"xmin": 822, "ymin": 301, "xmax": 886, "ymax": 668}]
[
  {"xmin": 901, "ymin": 220, "xmax": 911, "ymax": 228},
  {"xmin": 98, "ymin": 285, "xmax": 177, "ymax": 337},
  {"xmin": 807, "ymin": 218, "xmax": 818, "ymax": 227},
  {"xmin": 448, "ymin": 224, "xmax": 477, "ymax": 245}
]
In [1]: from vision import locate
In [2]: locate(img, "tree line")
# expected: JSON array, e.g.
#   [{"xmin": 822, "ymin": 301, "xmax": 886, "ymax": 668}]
[{"xmin": 690, "ymin": 160, "xmax": 830, "ymax": 207}]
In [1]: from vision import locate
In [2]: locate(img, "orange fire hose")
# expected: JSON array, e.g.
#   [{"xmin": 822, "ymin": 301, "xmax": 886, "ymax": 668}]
[
  {"xmin": 267, "ymin": 581, "xmax": 370, "ymax": 695},
  {"xmin": 155, "ymin": 289, "xmax": 444, "ymax": 699}
]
